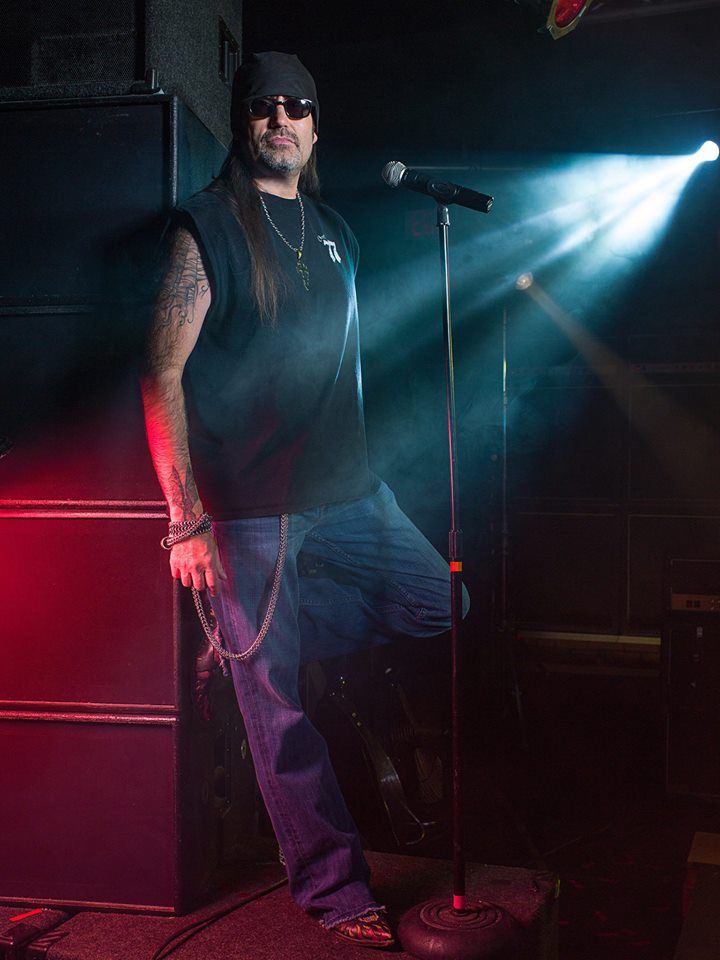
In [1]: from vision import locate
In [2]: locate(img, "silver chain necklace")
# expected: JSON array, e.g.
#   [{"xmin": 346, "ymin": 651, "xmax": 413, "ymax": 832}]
[{"xmin": 259, "ymin": 191, "xmax": 310, "ymax": 291}]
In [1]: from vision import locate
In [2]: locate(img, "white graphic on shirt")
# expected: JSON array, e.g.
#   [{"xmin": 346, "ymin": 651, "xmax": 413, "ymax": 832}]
[{"xmin": 317, "ymin": 234, "xmax": 342, "ymax": 263}]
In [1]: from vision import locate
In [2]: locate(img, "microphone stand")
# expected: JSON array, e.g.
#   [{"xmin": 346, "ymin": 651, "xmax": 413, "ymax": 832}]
[{"xmin": 397, "ymin": 204, "xmax": 521, "ymax": 959}]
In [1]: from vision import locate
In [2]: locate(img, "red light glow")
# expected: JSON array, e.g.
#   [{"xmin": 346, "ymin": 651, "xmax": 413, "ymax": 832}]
[{"xmin": 553, "ymin": 0, "xmax": 588, "ymax": 27}]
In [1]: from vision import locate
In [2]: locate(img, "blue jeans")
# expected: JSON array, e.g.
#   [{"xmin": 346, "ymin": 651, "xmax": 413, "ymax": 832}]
[{"xmin": 209, "ymin": 479, "xmax": 469, "ymax": 927}]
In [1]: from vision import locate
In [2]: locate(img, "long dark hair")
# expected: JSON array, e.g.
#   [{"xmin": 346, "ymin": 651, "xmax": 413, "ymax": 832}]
[{"xmin": 208, "ymin": 140, "xmax": 321, "ymax": 327}]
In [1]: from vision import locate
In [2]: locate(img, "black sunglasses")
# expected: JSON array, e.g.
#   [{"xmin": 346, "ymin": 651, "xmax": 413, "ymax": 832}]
[{"xmin": 246, "ymin": 97, "xmax": 314, "ymax": 121}]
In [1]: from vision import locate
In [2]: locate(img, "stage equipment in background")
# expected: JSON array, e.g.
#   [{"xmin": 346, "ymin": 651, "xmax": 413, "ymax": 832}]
[
  {"xmin": 664, "ymin": 558, "xmax": 720, "ymax": 800},
  {"xmin": 0, "ymin": 0, "xmax": 240, "ymax": 144},
  {"xmin": 313, "ymin": 660, "xmax": 448, "ymax": 852},
  {"xmin": 0, "ymin": 97, "xmax": 264, "ymax": 914},
  {"xmin": 513, "ymin": 274, "xmax": 720, "ymax": 638},
  {"xmin": 513, "ymin": 0, "xmax": 596, "ymax": 38},
  {"xmin": 383, "ymin": 165, "xmax": 526, "ymax": 959}
]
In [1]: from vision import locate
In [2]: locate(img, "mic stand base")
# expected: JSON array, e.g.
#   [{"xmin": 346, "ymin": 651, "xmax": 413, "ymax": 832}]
[{"xmin": 398, "ymin": 897, "xmax": 521, "ymax": 960}]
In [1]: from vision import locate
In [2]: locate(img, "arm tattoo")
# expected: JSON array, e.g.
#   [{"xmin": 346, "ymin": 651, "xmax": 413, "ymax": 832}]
[
  {"xmin": 145, "ymin": 227, "xmax": 210, "ymax": 374},
  {"xmin": 141, "ymin": 227, "xmax": 209, "ymax": 520},
  {"xmin": 169, "ymin": 464, "xmax": 201, "ymax": 521},
  {"xmin": 156, "ymin": 228, "xmax": 209, "ymax": 328}
]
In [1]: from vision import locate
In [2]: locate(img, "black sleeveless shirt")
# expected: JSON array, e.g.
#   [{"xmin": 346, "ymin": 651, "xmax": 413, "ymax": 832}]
[{"xmin": 177, "ymin": 189, "xmax": 373, "ymax": 519}]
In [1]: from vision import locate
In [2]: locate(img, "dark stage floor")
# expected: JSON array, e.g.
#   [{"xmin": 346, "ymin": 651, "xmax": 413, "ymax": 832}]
[{"xmin": 4, "ymin": 647, "xmax": 719, "ymax": 959}]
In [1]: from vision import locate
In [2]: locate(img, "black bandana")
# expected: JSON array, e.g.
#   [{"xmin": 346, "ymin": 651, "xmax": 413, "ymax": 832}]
[{"xmin": 231, "ymin": 51, "xmax": 319, "ymax": 135}]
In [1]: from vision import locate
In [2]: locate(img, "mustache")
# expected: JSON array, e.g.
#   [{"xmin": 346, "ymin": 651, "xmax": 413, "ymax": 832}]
[{"xmin": 261, "ymin": 128, "xmax": 299, "ymax": 146}]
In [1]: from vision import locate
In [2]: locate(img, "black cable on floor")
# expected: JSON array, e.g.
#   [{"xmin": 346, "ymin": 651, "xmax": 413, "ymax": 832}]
[
  {"xmin": 536, "ymin": 818, "xmax": 616, "ymax": 861},
  {"xmin": 149, "ymin": 877, "xmax": 289, "ymax": 960}
]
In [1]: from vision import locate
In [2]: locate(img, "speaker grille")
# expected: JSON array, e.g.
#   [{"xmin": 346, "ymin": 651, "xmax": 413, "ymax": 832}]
[
  {"xmin": 1, "ymin": 1, "xmax": 139, "ymax": 88},
  {"xmin": 0, "ymin": 0, "xmax": 239, "ymax": 145},
  {"xmin": 33, "ymin": 30, "xmax": 136, "ymax": 85}
]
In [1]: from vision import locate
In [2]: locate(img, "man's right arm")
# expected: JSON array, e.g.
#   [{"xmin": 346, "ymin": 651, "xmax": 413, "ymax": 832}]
[{"xmin": 140, "ymin": 226, "xmax": 227, "ymax": 596}]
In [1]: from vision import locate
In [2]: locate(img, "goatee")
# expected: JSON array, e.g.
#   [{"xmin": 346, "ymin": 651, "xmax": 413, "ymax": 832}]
[{"xmin": 258, "ymin": 146, "xmax": 302, "ymax": 174}]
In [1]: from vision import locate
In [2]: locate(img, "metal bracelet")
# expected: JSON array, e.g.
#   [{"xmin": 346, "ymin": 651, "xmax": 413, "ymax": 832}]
[{"xmin": 161, "ymin": 512, "xmax": 213, "ymax": 550}]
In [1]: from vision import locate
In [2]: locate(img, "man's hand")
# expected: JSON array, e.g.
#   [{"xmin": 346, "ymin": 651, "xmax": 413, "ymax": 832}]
[{"xmin": 170, "ymin": 531, "xmax": 228, "ymax": 597}]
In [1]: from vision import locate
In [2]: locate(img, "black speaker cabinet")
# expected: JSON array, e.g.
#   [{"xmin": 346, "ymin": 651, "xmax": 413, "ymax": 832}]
[
  {"xmin": 0, "ymin": 512, "xmax": 259, "ymax": 914},
  {"xmin": 628, "ymin": 515, "xmax": 720, "ymax": 631},
  {"xmin": 0, "ymin": 95, "xmax": 257, "ymax": 914},
  {"xmin": 629, "ymin": 382, "xmax": 720, "ymax": 502},
  {"xmin": 0, "ymin": 97, "xmax": 226, "ymax": 501},
  {"xmin": 664, "ymin": 559, "xmax": 720, "ymax": 799},
  {"xmin": 0, "ymin": 0, "xmax": 241, "ymax": 145},
  {"xmin": 510, "ymin": 508, "xmax": 621, "ymax": 633},
  {"xmin": 0, "ymin": 97, "xmax": 225, "ymax": 304}
]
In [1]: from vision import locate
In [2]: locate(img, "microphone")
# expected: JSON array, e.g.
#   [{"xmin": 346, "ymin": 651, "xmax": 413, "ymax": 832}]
[{"xmin": 382, "ymin": 161, "xmax": 493, "ymax": 214}]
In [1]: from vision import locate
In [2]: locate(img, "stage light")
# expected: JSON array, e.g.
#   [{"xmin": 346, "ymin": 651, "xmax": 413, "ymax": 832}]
[
  {"xmin": 516, "ymin": 272, "xmax": 534, "ymax": 290},
  {"xmin": 515, "ymin": 0, "xmax": 596, "ymax": 38},
  {"xmin": 360, "ymin": 141, "xmax": 715, "ymax": 396},
  {"xmin": 696, "ymin": 140, "xmax": 719, "ymax": 163}
]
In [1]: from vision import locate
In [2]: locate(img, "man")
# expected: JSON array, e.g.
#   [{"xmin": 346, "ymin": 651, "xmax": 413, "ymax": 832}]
[{"xmin": 141, "ymin": 51, "xmax": 467, "ymax": 948}]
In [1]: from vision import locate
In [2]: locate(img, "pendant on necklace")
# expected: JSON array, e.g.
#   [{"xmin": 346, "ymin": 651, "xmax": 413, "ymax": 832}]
[{"xmin": 296, "ymin": 251, "xmax": 310, "ymax": 291}]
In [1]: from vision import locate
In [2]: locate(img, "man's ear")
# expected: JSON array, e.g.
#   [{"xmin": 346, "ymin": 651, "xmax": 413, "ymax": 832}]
[{"xmin": 313, "ymin": 130, "xmax": 318, "ymax": 145}]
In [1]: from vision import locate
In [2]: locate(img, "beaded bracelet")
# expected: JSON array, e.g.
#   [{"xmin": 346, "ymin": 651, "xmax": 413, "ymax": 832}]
[{"xmin": 161, "ymin": 512, "xmax": 213, "ymax": 550}]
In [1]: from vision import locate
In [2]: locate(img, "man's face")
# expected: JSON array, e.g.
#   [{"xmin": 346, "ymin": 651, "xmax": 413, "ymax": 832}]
[{"xmin": 245, "ymin": 95, "xmax": 318, "ymax": 177}]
